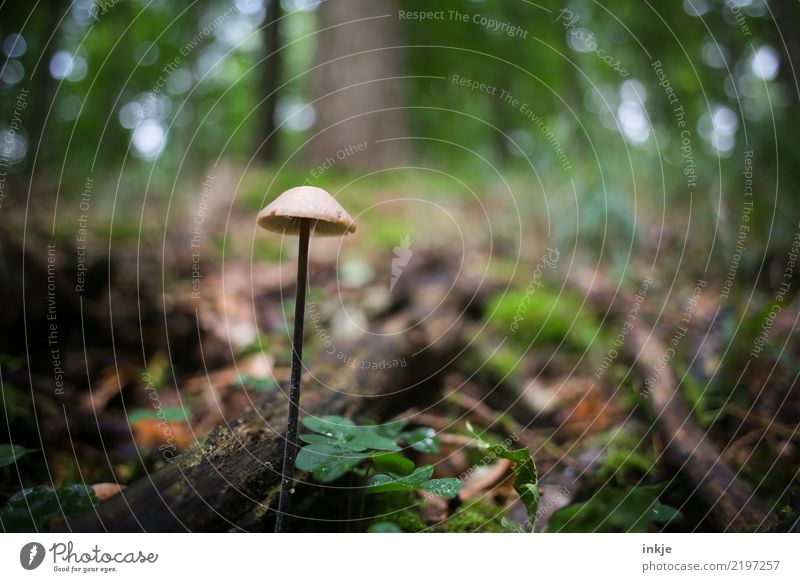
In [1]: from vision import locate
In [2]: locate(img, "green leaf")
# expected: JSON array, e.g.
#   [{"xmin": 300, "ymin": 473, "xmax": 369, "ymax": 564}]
[
  {"xmin": 0, "ymin": 444, "xmax": 35, "ymax": 468},
  {"xmin": 367, "ymin": 466, "xmax": 461, "ymax": 499},
  {"xmin": 372, "ymin": 452, "xmax": 415, "ymax": 476},
  {"xmin": 296, "ymin": 416, "xmax": 440, "ymax": 485},
  {"xmin": 0, "ymin": 485, "xmax": 98, "ymax": 532},
  {"xmin": 127, "ymin": 406, "xmax": 189, "ymax": 423},
  {"xmin": 302, "ymin": 415, "xmax": 356, "ymax": 440},
  {"xmin": 348, "ymin": 428, "xmax": 401, "ymax": 452},
  {"xmin": 374, "ymin": 420, "xmax": 407, "ymax": 439},
  {"xmin": 368, "ymin": 521, "xmax": 403, "ymax": 533},
  {"xmin": 367, "ymin": 465, "xmax": 435, "ymax": 493},
  {"xmin": 297, "ymin": 433, "xmax": 345, "ymax": 447},
  {"xmin": 402, "ymin": 427, "xmax": 440, "ymax": 454},
  {"xmin": 420, "ymin": 478, "xmax": 461, "ymax": 499},
  {"xmin": 300, "ymin": 417, "xmax": 400, "ymax": 452},
  {"xmin": 466, "ymin": 423, "xmax": 539, "ymax": 528},
  {"xmin": 295, "ymin": 443, "xmax": 369, "ymax": 482}
]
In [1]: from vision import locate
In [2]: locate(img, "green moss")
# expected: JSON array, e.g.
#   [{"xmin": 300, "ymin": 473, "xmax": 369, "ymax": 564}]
[
  {"xmin": 484, "ymin": 344, "xmax": 522, "ymax": 379},
  {"xmin": 393, "ymin": 509, "xmax": 427, "ymax": 532},
  {"xmin": 359, "ymin": 218, "xmax": 413, "ymax": 250},
  {"xmin": 594, "ymin": 428, "xmax": 655, "ymax": 486},
  {"xmin": 487, "ymin": 289, "xmax": 602, "ymax": 352},
  {"xmin": 178, "ymin": 441, "xmax": 206, "ymax": 469},
  {"xmin": 444, "ymin": 501, "xmax": 505, "ymax": 533}
]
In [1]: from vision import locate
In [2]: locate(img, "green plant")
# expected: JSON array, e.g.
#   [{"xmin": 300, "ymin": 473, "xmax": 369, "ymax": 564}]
[
  {"xmin": 367, "ymin": 463, "xmax": 460, "ymax": 498},
  {"xmin": 465, "ymin": 422, "xmax": 539, "ymax": 531},
  {"xmin": 547, "ymin": 485, "xmax": 681, "ymax": 533},
  {"xmin": 296, "ymin": 415, "xmax": 461, "ymax": 499},
  {"xmin": 0, "ymin": 485, "xmax": 98, "ymax": 532}
]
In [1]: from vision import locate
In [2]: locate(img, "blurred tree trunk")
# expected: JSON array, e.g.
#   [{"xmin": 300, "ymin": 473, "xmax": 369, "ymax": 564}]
[
  {"xmin": 775, "ymin": 0, "xmax": 800, "ymax": 104},
  {"xmin": 305, "ymin": 0, "xmax": 408, "ymax": 168},
  {"xmin": 255, "ymin": 0, "xmax": 282, "ymax": 163},
  {"xmin": 0, "ymin": 0, "xmax": 68, "ymax": 169}
]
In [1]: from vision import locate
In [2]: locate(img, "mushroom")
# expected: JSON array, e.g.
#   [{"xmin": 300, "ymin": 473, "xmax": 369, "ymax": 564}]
[{"xmin": 257, "ymin": 185, "xmax": 356, "ymax": 532}]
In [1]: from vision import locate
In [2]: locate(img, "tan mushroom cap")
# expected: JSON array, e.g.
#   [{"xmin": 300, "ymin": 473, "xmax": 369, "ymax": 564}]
[{"xmin": 257, "ymin": 186, "xmax": 356, "ymax": 237}]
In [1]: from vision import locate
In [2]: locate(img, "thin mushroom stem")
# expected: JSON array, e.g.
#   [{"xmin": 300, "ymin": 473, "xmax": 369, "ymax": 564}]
[{"xmin": 275, "ymin": 217, "xmax": 310, "ymax": 533}]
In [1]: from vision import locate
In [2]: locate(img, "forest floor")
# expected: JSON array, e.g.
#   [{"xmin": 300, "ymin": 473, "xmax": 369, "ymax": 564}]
[{"xmin": 1, "ymin": 166, "xmax": 798, "ymax": 532}]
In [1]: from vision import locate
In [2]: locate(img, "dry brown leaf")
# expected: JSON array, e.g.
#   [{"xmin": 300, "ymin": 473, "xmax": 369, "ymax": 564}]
[
  {"xmin": 91, "ymin": 482, "xmax": 126, "ymax": 501},
  {"xmin": 458, "ymin": 459, "xmax": 512, "ymax": 501}
]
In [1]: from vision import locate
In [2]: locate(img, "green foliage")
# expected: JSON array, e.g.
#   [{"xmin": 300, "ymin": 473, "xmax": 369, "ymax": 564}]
[
  {"xmin": 372, "ymin": 452, "xmax": 415, "ymax": 475},
  {"xmin": 0, "ymin": 485, "xmax": 99, "ymax": 532},
  {"xmin": 366, "ymin": 465, "xmax": 460, "ymax": 499},
  {"xmin": 399, "ymin": 0, "xmax": 797, "ymax": 254},
  {"xmin": 3, "ymin": 0, "xmax": 796, "ymax": 262},
  {"xmin": 0, "ymin": 444, "xmax": 36, "ymax": 468},
  {"xmin": 299, "ymin": 416, "xmax": 400, "ymax": 450},
  {"xmin": 547, "ymin": 486, "xmax": 681, "ymax": 533},
  {"xmin": 402, "ymin": 427, "xmax": 440, "ymax": 455},
  {"xmin": 295, "ymin": 444, "xmax": 370, "ymax": 483},
  {"xmin": 295, "ymin": 416, "xmax": 453, "ymax": 497},
  {"xmin": 466, "ymin": 423, "xmax": 539, "ymax": 530}
]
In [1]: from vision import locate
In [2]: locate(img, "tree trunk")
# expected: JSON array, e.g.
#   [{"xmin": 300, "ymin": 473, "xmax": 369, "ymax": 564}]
[
  {"xmin": 775, "ymin": 0, "xmax": 800, "ymax": 103},
  {"xmin": 305, "ymin": 0, "xmax": 408, "ymax": 168},
  {"xmin": 255, "ymin": 0, "xmax": 282, "ymax": 163}
]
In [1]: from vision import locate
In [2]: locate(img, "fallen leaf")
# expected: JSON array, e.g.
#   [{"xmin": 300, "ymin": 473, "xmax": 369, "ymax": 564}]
[{"xmin": 91, "ymin": 483, "xmax": 126, "ymax": 501}]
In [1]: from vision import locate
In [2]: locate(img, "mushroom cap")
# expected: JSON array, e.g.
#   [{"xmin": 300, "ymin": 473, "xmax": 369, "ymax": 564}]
[{"xmin": 256, "ymin": 186, "xmax": 356, "ymax": 237}]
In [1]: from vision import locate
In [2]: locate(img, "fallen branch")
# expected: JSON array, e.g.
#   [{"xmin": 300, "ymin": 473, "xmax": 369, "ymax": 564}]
[{"xmin": 570, "ymin": 268, "xmax": 773, "ymax": 531}]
